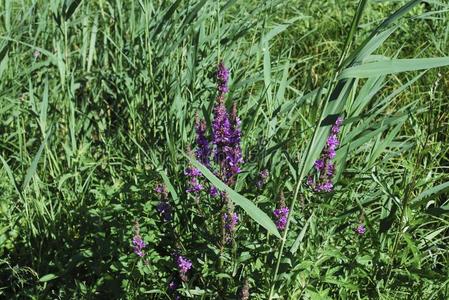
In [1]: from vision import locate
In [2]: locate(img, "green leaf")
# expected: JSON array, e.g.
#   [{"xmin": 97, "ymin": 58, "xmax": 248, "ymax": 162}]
[
  {"xmin": 411, "ymin": 181, "xmax": 449, "ymax": 207},
  {"xmin": 340, "ymin": 57, "xmax": 449, "ymax": 79},
  {"xmin": 39, "ymin": 273, "xmax": 58, "ymax": 282},
  {"xmin": 184, "ymin": 153, "xmax": 281, "ymax": 239},
  {"xmin": 22, "ymin": 129, "xmax": 51, "ymax": 191},
  {"xmin": 290, "ymin": 213, "xmax": 313, "ymax": 253}
]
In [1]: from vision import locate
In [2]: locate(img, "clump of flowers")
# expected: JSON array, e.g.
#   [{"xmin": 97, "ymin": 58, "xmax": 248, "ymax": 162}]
[
  {"xmin": 186, "ymin": 61, "xmax": 243, "ymax": 189},
  {"xmin": 307, "ymin": 117, "xmax": 343, "ymax": 192},
  {"xmin": 256, "ymin": 169, "xmax": 269, "ymax": 188},
  {"xmin": 185, "ymin": 164, "xmax": 203, "ymax": 193},
  {"xmin": 155, "ymin": 184, "xmax": 172, "ymax": 222},
  {"xmin": 132, "ymin": 222, "xmax": 146, "ymax": 257},
  {"xmin": 273, "ymin": 193, "xmax": 289, "ymax": 231},
  {"xmin": 184, "ymin": 61, "xmax": 243, "ymax": 243},
  {"xmin": 176, "ymin": 255, "xmax": 192, "ymax": 282},
  {"xmin": 355, "ymin": 224, "xmax": 366, "ymax": 235}
]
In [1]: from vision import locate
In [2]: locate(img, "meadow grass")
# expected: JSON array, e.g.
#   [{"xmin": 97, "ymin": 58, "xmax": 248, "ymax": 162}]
[{"xmin": 1, "ymin": 0, "xmax": 449, "ymax": 299}]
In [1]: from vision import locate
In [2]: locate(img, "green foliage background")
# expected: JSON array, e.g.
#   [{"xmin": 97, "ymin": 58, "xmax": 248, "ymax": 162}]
[{"xmin": 1, "ymin": 0, "xmax": 449, "ymax": 299}]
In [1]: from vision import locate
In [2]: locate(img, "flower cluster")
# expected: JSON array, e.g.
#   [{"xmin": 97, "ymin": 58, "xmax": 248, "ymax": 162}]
[
  {"xmin": 132, "ymin": 222, "xmax": 146, "ymax": 257},
  {"xmin": 176, "ymin": 254, "xmax": 192, "ymax": 282},
  {"xmin": 184, "ymin": 61, "xmax": 242, "ymax": 246},
  {"xmin": 155, "ymin": 184, "xmax": 172, "ymax": 222},
  {"xmin": 273, "ymin": 193, "xmax": 289, "ymax": 230},
  {"xmin": 355, "ymin": 224, "xmax": 366, "ymax": 235},
  {"xmin": 212, "ymin": 101, "xmax": 244, "ymax": 185},
  {"xmin": 177, "ymin": 255, "xmax": 192, "ymax": 274},
  {"xmin": 307, "ymin": 117, "xmax": 343, "ymax": 192},
  {"xmin": 256, "ymin": 169, "xmax": 269, "ymax": 188},
  {"xmin": 185, "ymin": 165, "xmax": 203, "ymax": 193},
  {"xmin": 274, "ymin": 207, "xmax": 289, "ymax": 231},
  {"xmin": 186, "ymin": 61, "xmax": 243, "ymax": 191}
]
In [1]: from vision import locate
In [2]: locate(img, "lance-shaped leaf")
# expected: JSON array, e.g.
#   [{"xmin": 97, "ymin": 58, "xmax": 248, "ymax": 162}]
[
  {"xmin": 184, "ymin": 153, "xmax": 281, "ymax": 239},
  {"xmin": 339, "ymin": 57, "xmax": 449, "ymax": 79}
]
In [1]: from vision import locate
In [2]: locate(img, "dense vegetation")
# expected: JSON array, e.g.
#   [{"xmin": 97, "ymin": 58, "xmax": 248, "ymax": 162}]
[{"xmin": 1, "ymin": 0, "xmax": 449, "ymax": 299}]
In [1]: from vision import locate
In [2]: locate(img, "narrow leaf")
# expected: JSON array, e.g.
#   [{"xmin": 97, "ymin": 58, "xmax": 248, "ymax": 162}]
[
  {"xmin": 340, "ymin": 57, "xmax": 449, "ymax": 79},
  {"xmin": 184, "ymin": 153, "xmax": 281, "ymax": 239}
]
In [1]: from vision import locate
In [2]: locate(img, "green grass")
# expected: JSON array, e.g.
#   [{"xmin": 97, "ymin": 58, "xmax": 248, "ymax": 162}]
[{"xmin": 1, "ymin": 0, "xmax": 449, "ymax": 299}]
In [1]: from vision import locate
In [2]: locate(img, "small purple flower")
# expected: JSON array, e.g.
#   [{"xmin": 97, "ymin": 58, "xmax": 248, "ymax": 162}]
[
  {"xmin": 168, "ymin": 280, "xmax": 177, "ymax": 291},
  {"xmin": 132, "ymin": 235, "xmax": 146, "ymax": 257},
  {"xmin": 314, "ymin": 159, "xmax": 325, "ymax": 171},
  {"xmin": 273, "ymin": 207, "xmax": 289, "ymax": 230},
  {"xmin": 186, "ymin": 177, "xmax": 203, "ymax": 193},
  {"xmin": 223, "ymin": 212, "xmax": 239, "ymax": 231},
  {"xmin": 209, "ymin": 186, "xmax": 219, "ymax": 197},
  {"xmin": 355, "ymin": 224, "xmax": 366, "ymax": 235},
  {"xmin": 132, "ymin": 222, "xmax": 146, "ymax": 257},
  {"xmin": 332, "ymin": 117, "xmax": 343, "ymax": 133},
  {"xmin": 184, "ymin": 167, "xmax": 201, "ymax": 177},
  {"xmin": 155, "ymin": 183, "xmax": 168, "ymax": 199},
  {"xmin": 185, "ymin": 164, "xmax": 204, "ymax": 194},
  {"xmin": 212, "ymin": 99, "xmax": 232, "ymax": 147},
  {"xmin": 177, "ymin": 255, "xmax": 192, "ymax": 274}
]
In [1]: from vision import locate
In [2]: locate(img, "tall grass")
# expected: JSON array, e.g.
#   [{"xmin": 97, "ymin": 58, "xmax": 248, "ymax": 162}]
[{"xmin": 1, "ymin": 0, "xmax": 449, "ymax": 298}]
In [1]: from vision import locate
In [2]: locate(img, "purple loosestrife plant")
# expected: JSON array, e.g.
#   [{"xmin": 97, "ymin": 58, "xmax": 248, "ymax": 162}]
[
  {"xmin": 308, "ymin": 117, "xmax": 343, "ymax": 192},
  {"xmin": 185, "ymin": 61, "xmax": 243, "ymax": 245},
  {"xmin": 186, "ymin": 61, "xmax": 243, "ymax": 190}
]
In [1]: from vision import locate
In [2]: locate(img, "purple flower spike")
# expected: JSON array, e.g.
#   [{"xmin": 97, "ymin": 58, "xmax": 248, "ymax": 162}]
[
  {"xmin": 223, "ymin": 212, "xmax": 239, "ymax": 231},
  {"xmin": 355, "ymin": 224, "xmax": 366, "ymax": 235},
  {"xmin": 132, "ymin": 235, "xmax": 146, "ymax": 257},
  {"xmin": 212, "ymin": 99, "xmax": 232, "ymax": 147},
  {"xmin": 132, "ymin": 222, "xmax": 146, "ymax": 257},
  {"xmin": 309, "ymin": 117, "xmax": 343, "ymax": 192},
  {"xmin": 273, "ymin": 207, "xmax": 289, "ymax": 230},
  {"xmin": 186, "ymin": 177, "xmax": 203, "ymax": 193},
  {"xmin": 177, "ymin": 255, "xmax": 192, "ymax": 274}
]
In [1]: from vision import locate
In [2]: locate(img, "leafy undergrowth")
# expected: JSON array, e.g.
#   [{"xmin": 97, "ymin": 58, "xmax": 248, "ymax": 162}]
[{"xmin": 0, "ymin": 0, "xmax": 449, "ymax": 299}]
